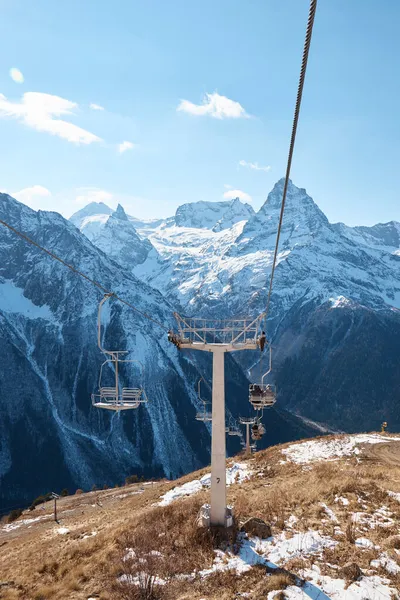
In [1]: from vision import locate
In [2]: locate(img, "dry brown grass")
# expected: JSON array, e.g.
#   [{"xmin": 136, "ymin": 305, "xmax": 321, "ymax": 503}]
[{"xmin": 1, "ymin": 433, "xmax": 400, "ymax": 599}]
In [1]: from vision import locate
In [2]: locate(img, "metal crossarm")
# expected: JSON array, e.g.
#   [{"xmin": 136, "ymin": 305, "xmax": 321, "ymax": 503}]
[{"xmin": 173, "ymin": 313, "xmax": 263, "ymax": 349}]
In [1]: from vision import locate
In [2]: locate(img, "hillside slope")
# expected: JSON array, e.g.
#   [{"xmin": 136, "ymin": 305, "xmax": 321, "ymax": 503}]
[{"xmin": 1, "ymin": 433, "xmax": 400, "ymax": 599}]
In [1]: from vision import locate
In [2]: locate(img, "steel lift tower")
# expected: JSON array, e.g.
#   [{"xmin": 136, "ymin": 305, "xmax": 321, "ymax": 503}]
[{"xmin": 170, "ymin": 314, "xmax": 263, "ymax": 527}]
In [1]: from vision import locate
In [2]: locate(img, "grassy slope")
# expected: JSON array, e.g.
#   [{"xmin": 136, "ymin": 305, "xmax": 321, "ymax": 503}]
[{"xmin": 1, "ymin": 434, "xmax": 400, "ymax": 599}]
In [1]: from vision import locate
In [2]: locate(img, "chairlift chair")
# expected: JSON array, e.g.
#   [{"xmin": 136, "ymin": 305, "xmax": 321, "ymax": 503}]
[
  {"xmin": 195, "ymin": 377, "xmax": 212, "ymax": 422},
  {"xmin": 249, "ymin": 342, "xmax": 277, "ymax": 410},
  {"xmin": 227, "ymin": 425, "xmax": 242, "ymax": 437},
  {"xmin": 92, "ymin": 294, "xmax": 148, "ymax": 411}
]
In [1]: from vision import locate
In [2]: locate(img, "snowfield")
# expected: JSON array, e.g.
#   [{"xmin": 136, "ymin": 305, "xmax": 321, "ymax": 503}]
[{"xmin": 282, "ymin": 434, "xmax": 400, "ymax": 464}]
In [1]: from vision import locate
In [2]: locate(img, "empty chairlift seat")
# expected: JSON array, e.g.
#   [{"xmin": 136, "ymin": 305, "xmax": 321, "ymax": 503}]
[{"xmin": 92, "ymin": 294, "xmax": 149, "ymax": 412}]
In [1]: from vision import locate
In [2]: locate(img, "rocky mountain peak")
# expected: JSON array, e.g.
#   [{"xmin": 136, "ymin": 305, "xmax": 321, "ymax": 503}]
[
  {"xmin": 112, "ymin": 203, "xmax": 129, "ymax": 222},
  {"xmin": 69, "ymin": 202, "xmax": 113, "ymax": 227},
  {"xmin": 174, "ymin": 198, "xmax": 254, "ymax": 231}
]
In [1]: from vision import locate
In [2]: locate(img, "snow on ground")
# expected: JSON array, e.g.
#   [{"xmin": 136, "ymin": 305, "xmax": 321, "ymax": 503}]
[
  {"xmin": 198, "ymin": 532, "xmax": 398, "ymax": 598},
  {"xmin": 320, "ymin": 503, "xmax": 339, "ymax": 523},
  {"xmin": 300, "ymin": 565, "xmax": 398, "ymax": 600},
  {"xmin": 388, "ymin": 491, "xmax": 400, "ymax": 503},
  {"xmin": 329, "ymin": 295, "xmax": 353, "ymax": 309},
  {"xmin": 335, "ymin": 495, "xmax": 349, "ymax": 505},
  {"xmin": 82, "ymin": 531, "xmax": 97, "ymax": 539},
  {"xmin": 2, "ymin": 516, "xmax": 45, "ymax": 532},
  {"xmin": 371, "ymin": 553, "xmax": 400, "ymax": 575},
  {"xmin": 355, "ymin": 537, "xmax": 377, "ymax": 549},
  {"xmin": 351, "ymin": 505, "xmax": 395, "ymax": 529},
  {"xmin": 158, "ymin": 463, "xmax": 251, "ymax": 506},
  {"xmin": 282, "ymin": 434, "xmax": 399, "ymax": 464},
  {"xmin": 56, "ymin": 527, "xmax": 70, "ymax": 535},
  {"xmin": 119, "ymin": 526, "xmax": 399, "ymax": 599},
  {"xmin": 0, "ymin": 280, "xmax": 53, "ymax": 320},
  {"xmin": 117, "ymin": 489, "xmax": 145, "ymax": 499}
]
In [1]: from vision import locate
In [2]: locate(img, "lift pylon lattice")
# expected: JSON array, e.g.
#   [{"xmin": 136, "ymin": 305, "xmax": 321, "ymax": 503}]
[{"xmin": 170, "ymin": 312, "xmax": 263, "ymax": 527}]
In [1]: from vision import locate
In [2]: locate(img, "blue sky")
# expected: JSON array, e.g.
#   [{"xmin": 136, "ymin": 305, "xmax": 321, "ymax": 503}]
[{"xmin": 0, "ymin": 0, "xmax": 399, "ymax": 225}]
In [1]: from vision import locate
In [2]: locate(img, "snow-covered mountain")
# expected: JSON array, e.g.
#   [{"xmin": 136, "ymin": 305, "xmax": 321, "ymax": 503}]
[
  {"xmin": 71, "ymin": 179, "xmax": 400, "ymax": 433},
  {"xmin": 85, "ymin": 179, "xmax": 398, "ymax": 321},
  {"xmin": 0, "ymin": 192, "xmax": 315, "ymax": 510},
  {"xmin": 174, "ymin": 198, "xmax": 254, "ymax": 231}
]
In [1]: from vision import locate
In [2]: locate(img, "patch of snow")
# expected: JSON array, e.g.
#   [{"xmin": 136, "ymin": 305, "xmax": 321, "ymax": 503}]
[
  {"xmin": 286, "ymin": 515, "xmax": 299, "ymax": 529},
  {"xmin": 158, "ymin": 479, "xmax": 203, "ymax": 506},
  {"xmin": 301, "ymin": 565, "xmax": 397, "ymax": 600},
  {"xmin": 56, "ymin": 527, "xmax": 70, "ymax": 535},
  {"xmin": 118, "ymin": 574, "xmax": 167, "ymax": 586},
  {"xmin": 117, "ymin": 490, "xmax": 145, "ymax": 499},
  {"xmin": 158, "ymin": 463, "xmax": 251, "ymax": 506},
  {"xmin": 371, "ymin": 553, "xmax": 400, "ymax": 575},
  {"xmin": 2, "ymin": 516, "xmax": 44, "ymax": 531},
  {"xmin": 320, "ymin": 503, "xmax": 339, "ymax": 523},
  {"xmin": 0, "ymin": 281, "xmax": 53, "ymax": 320},
  {"xmin": 352, "ymin": 506, "xmax": 394, "ymax": 529},
  {"xmin": 388, "ymin": 491, "xmax": 400, "ymax": 503},
  {"xmin": 329, "ymin": 295, "xmax": 352, "ymax": 308},
  {"xmin": 199, "ymin": 548, "xmax": 253, "ymax": 577},
  {"xmin": 82, "ymin": 531, "xmax": 97, "ymax": 539},
  {"xmin": 355, "ymin": 537, "xmax": 376, "ymax": 549},
  {"xmin": 282, "ymin": 434, "xmax": 400, "ymax": 464},
  {"xmin": 258, "ymin": 530, "xmax": 337, "ymax": 565},
  {"xmin": 335, "ymin": 495, "xmax": 350, "ymax": 506}
]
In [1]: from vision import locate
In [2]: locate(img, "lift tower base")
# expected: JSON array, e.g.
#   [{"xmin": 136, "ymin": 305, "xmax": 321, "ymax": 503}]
[{"xmin": 173, "ymin": 314, "xmax": 262, "ymax": 527}]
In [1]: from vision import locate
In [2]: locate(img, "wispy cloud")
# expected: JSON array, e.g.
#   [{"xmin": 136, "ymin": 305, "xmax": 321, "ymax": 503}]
[
  {"xmin": 224, "ymin": 184, "xmax": 233, "ymax": 189},
  {"xmin": 118, "ymin": 140, "xmax": 134, "ymax": 153},
  {"xmin": 12, "ymin": 185, "xmax": 52, "ymax": 210},
  {"xmin": 9, "ymin": 68, "xmax": 24, "ymax": 84},
  {"xmin": 239, "ymin": 160, "xmax": 271, "ymax": 172},
  {"xmin": 74, "ymin": 187, "xmax": 113, "ymax": 206},
  {"xmin": 0, "ymin": 92, "xmax": 102, "ymax": 144},
  {"xmin": 177, "ymin": 92, "xmax": 249, "ymax": 119},
  {"xmin": 223, "ymin": 189, "xmax": 252, "ymax": 203},
  {"xmin": 89, "ymin": 103, "xmax": 104, "ymax": 111}
]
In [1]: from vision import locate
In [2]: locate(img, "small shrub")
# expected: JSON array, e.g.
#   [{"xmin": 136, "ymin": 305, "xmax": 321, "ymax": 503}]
[
  {"xmin": 7, "ymin": 508, "xmax": 23, "ymax": 523},
  {"xmin": 92, "ymin": 484, "xmax": 98, "ymax": 492},
  {"xmin": 75, "ymin": 489, "xmax": 83, "ymax": 495},
  {"xmin": 30, "ymin": 493, "xmax": 51, "ymax": 510},
  {"xmin": 60, "ymin": 488, "xmax": 69, "ymax": 497},
  {"xmin": 125, "ymin": 475, "xmax": 139, "ymax": 485}
]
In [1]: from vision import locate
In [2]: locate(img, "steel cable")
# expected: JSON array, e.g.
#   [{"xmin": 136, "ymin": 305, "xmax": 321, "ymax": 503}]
[{"xmin": 263, "ymin": 0, "xmax": 318, "ymax": 321}]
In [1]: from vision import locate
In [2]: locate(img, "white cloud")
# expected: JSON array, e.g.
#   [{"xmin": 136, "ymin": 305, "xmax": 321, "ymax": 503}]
[
  {"xmin": 177, "ymin": 92, "xmax": 249, "ymax": 119},
  {"xmin": 9, "ymin": 68, "xmax": 24, "ymax": 84},
  {"xmin": 89, "ymin": 103, "xmax": 104, "ymax": 111},
  {"xmin": 223, "ymin": 189, "xmax": 252, "ymax": 203},
  {"xmin": 239, "ymin": 160, "xmax": 271, "ymax": 172},
  {"xmin": 224, "ymin": 184, "xmax": 233, "ymax": 189},
  {"xmin": 118, "ymin": 140, "xmax": 134, "ymax": 153},
  {"xmin": 12, "ymin": 185, "xmax": 52, "ymax": 210},
  {"xmin": 74, "ymin": 187, "xmax": 113, "ymax": 206},
  {"xmin": 0, "ymin": 91, "xmax": 102, "ymax": 144}
]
